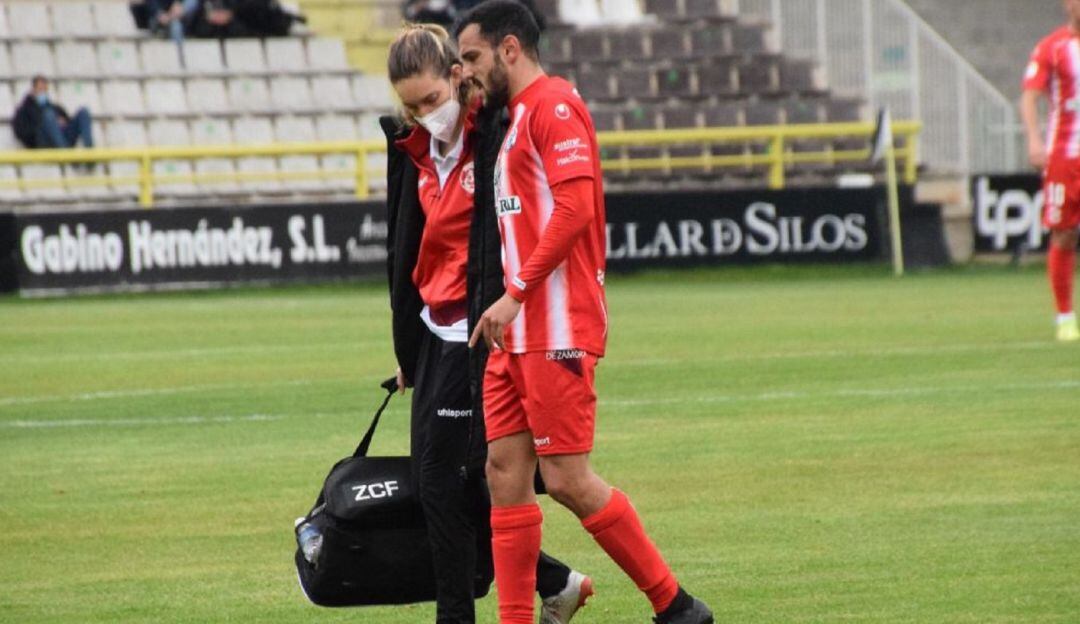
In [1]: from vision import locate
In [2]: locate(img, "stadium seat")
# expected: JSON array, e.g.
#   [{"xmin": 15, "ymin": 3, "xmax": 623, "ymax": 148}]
[
  {"xmin": 20, "ymin": 164, "xmax": 67, "ymax": 200},
  {"xmin": 570, "ymin": 30, "xmax": 606, "ymax": 61},
  {"xmin": 232, "ymin": 116, "xmax": 281, "ymax": 191},
  {"xmin": 266, "ymin": 38, "xmax": 307, "ymax": 73},
  {"xmin": 540, "ymin": 29, "xmax": 573, "ymax": 64},
  {"xmin": 224, "ymin": 39, "xmax": 267, "ymax": 73},
  {"xmin": 8, "ymin": 3, "xmax": 52, "ymax": 39},
  {"xmin": 144, "ymin": 79, "xmax": 189, "ymax": 116},
  {"xmin": 661, "ymin": 104, "xmax": 700, "ymax": 129},
  {"xmin": 827, "ymin": 98, "xmax": 864, "ymax": 122},
  {"xmin": 227, "ymin": 77, "xmax": 272, "ymax": 113},
  {"xmin": 780, "ymin": 59, "xmax": 824, "ymax": 93},
  {"xmin": 649, "ymin": 27, "xmax": 688, "ymax": 60},
  {"xmin": 732, "ymin": 24, "xmax": 774, "ymax": 54},
  {"xmin": 697, "ymin": 60, "xmax": 738, "ymax": 96},
  {"xmin": 183, "ymin": 40, "xmax": 226, "ymax": 75},
  {"xmin": 93, "ymin": 1, "xmax": 138, "ymax": 37},
  {"xmin": 140, "ymin": 41, "xmax": 184, "ymax": 76},
  {"xmin": 612, "ymin": 67, "xmax": 654, "ymax": 100},
  {"xmin": 0, "ymin": 46, "xmax": 11, "ymax": 78},
  {"xmin": 147, "ymin": 119, "xmax": 197, "ymax": 195},
  {"xmin": 642, "ymin": 0, "xmax": 680, "ymax": 21},
  {"xmin": 784, "ymin": 99, "xmax": 822, "ymax": 124},
  {"xmin": 0, "ymin": 6, "xmax": 9, "ymax": 40},
  {"xmin": 704, "ymin": 101, "xmax": 743, "ymax": 127},
  {"xmin": 689, "ymin": 24, "xmax": 731, "ymax": 57},
  {"xmin": 12, "ymin": 42, "xmax": 56, "ymax": 77},
  {"xmin": 53, "ymin": 3, "xmax": 97, "ymax": 38},
  {"xmin": 0, "ymin": 82, "xmax": 14, "ymax": 121},
  {"xmin": 306, "ymin": 38, "xmax": 349, "ymax": 71},
  {"xmin": 186, "ymin": 79, "xmax": 231, "ymax": 116},
  {"xmin": 591, "ymin": 106, "xmax": 620, "ymax": 132},
  {"xmin": 574, "ymin": 66, "xmax": 613, "ymax": 101},
  {"xmin": 55, "ymin": 42, "xmax": 100, "ymax": 79},
  {"xmin": 352, "ymin": 75, "xmax": 395, "ymax": 111},
  {"xmin": 103, "ymin": 120, "xmax": 147, "ymax": 194},
  {"xmin": 316, "ymin": 114, "xmax": 357, "ymax": 191},
  {"xmin": 622, "ymin": 104, "xmax": 659, "ymax": 131},
  {"xmin": 98, "ymin": 41, "xmax": 141, "ymax": 77},
  {"xmin": 0, "ymin": 130, "xmax": 19, "ymax": 199},
  {"xmin": 744, "ymin": 99, "xmax": 783, "ymax": 126},
  {"xmin": 354, "ymin": 113, "xmax": 384, "ymax": 141},
  {"xmin": 190, "ymin": 118, "xmax": 238, "ymax": 192},
  {"xmin": 738, "ymin": 57, "xmax": 779, "ymax": 95},
  {"xmin": 100, "ymin": 80, "xmax": 146, "ymax": 117},
  {"xmin": 270, "ymin": 76, "xmax": 316, "ymax": 113},
  {"xmin": 684, "ymin": 0, "xmax": 733, "ymax": 20},
  {"xmin": 607, "ymin": 30, "xmax": 647, "ymax": 60},
  {"xmin": 656, "ymin": 65, "xmax": 695, "ymax": 98},
  {"xmin": 558, "ymin": 0, "xmax": 603, "ymax": 27},
  {"xmin": 310, "ymin": 76, "xmax": 355, "ymax": 112},
  {"xmin": 57, "ymin": 80, "xmax": 102, "ymax": 114},
  {"xmin": 274, "ymin": 116, "xmax": 322, "ymax": 191}
]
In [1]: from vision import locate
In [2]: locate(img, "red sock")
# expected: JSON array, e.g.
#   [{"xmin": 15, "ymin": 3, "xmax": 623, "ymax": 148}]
[
  {"xmin": 491, "ymin": 504, "xmax": 542, "ymax": 623},
  {"xmin": 582, "ymin": 489, "xmax": 679, "ymax": 613},
  {"xmin": 1048, "ymin": 244, "xmax": 1076, "ymax": 315}
]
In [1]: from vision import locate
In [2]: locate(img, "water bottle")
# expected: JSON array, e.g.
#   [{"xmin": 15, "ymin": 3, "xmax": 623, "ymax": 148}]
[{"xmin": 297, "ymin": 522, "xmax": 323, "ymax": 566}]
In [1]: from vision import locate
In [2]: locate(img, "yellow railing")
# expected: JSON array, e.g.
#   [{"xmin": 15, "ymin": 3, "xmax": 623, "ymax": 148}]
[{"xmin": 0, "ymin": 121, "xmax": 921, "ymax": 207}]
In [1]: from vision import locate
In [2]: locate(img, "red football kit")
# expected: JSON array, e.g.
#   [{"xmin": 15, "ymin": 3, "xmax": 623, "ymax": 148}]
[
  {"xmin": 483, "ymin": 75, "xmax": 608, "ymax": 455},
  {"xmin": 396, "ymin": 110, "xmax": 478, "ymax": 333},
  {"xmin": 1025, "ymin": 26, "xmax": 1080, "ymax": 230}
]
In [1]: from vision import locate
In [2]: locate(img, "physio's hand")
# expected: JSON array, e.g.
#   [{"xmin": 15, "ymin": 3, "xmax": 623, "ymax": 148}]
[
  {"xmin": 469, "ymin": 294, "xmax": 522, "ymax": 351},
  {"xmin": 395, "ymin": 366, "xmax": 407, "ymax": 394},
  {"xmin": 1029, "ymin": 137, "xmax": 1048, "ymax": 170}
]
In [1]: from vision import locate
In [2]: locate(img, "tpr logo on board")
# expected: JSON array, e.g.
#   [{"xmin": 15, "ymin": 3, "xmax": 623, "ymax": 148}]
[{"xmin": 972, "ymin": 176, "xmax": 1045, "ymax": 251}]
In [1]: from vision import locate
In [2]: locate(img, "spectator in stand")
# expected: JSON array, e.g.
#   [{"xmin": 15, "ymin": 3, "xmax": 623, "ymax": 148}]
[
  {"xmin": 13, "ymin": 76, "xmax": 94, "ymax": 151},
  {"xmin": 186, "ymin": 0, "xmax": 305, "ymax": 38},
  {"xmin": 130, "ymin": 0, "xmax": 201, "ymax": 46},
  {"xmin": 404, "ymin": 0, "xmax": 545, "ymax": 29}
]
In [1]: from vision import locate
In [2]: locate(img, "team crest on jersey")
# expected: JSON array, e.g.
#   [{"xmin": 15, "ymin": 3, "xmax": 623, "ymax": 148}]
[
  {"xmin": 496, "ymin": 195, "xmax": 522, "ymax": 216},
  {"xmin": 460, "ymin": 162, "xmax": 475, "ymax": 194},
  {"xmin": 554, "ymin": 103, "xmax": 571, "ymax": 120}
]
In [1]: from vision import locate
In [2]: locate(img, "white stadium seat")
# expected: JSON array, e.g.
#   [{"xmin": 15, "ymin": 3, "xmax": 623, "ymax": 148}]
[
  {"xmin": 53, "ymin": 3, "xmax": 98, "ymax": 38},
  {"xmin": 0, "ymin": 82, "xmax": 14, "ymax": 120},
  {"xmin": 265, "ymin": 38, "xmax": 306, "ymax": 72},
  {"xmin": 186, "ymin": 79, "xmax": 230, "ymax": 115},
  {"xmin": 191, "ymin": 118, "xmax": 237, "ymax": 191},
  {"xmin": 311, "ymin": 76, "xmax": 355, "ymax": 111},
  {"xmin": 8, "ymin": 4, "xmax": 52, "ymax": 38},
  {"xmin": 57, "ymin": 80, "xmax": 102, "ymax": 114},
  {"xmin": 270, "ymin": 76, "xmax": 315, "ymax": 113},
  {"xmin": 101, "ymin": 80, "xmax": 146, "ymax": 117},
  {"xmin": 224, "ymin": 39, "xmax": 266, "ymax": 73},
  {"xmin": 355, "ymin": 113, "xmax": 384, "ymax": 141},
  {"xmin": 140, "ymin": 41, "xmax": 184, "ymax": 76},
  {"xmin": 316, "ymin": 115, "xmax": 357, "ymax": 191},
  {"xmin": 98, "ymin": 41, "xmax": 141, "ymax": 77},
  {"xmin": 93, "ymin": 1, "xmax": 138, "ymax": 37},
  {"xmin": 0, "ymin": 46, "xmax": 11, "ymax": 77},
  {"xmin": 183, "ymin": 40, "xmax": 225, "ymax": 75},
  {"xmin": 104, "ymin": 120, "xmax": 147, "ymax": 193},
  {"xmin": 0, "ymin": 5, "xmax": 10, "ymax": 39},
  {"xmin": 144, "ymin": 79, "xmax": 189, "ymax": 116},
  {"xmin": 20, "ymin": 164, "xmax": 66, "ymax": 200},
  {"xmin": 12, "ymin": 42, "xmax": 56, "ymax": 77},
  {"xmin": 233, "ymin": 116, "xmax": 280, "ymax": 191},
  {"xmin": 148, "ymin": 119, "xmax": 196, "ymax": 194},
  {"xmin": 227, "ymin": 77, "xmax": 272, "ymax": 113},
  {"xmin": 275, "ymin": 116, "xmax": 321, "ymax": 190},
  {"xmin": 55, "ymin": 42, "xmax": 100, "ymax": 78},
  {"xmin": 352, "ymin": 74, "xmax": 395, "ymax": 110},
  {"xmin": 306, "ymin": 38, "xmax": 349, "ymax": 71}
]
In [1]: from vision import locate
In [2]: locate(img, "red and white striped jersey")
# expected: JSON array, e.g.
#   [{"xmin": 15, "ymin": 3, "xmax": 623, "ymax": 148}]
[
  {"xmin": 1025, "ymin": 26, "xmax": 1080, "ymax": 162},
  {"xmin": 494, "ymin": 75, "xmax": 608, "ymax": 356}
]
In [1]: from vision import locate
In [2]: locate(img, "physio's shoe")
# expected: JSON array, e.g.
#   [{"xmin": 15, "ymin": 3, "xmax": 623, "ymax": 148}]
[
  {"xmin": 1057, "ymin": 316, "xmax": 1080, "ymax": 342},
  {"xmin": 540, "ymin": 570, "xmax": 593, "ymax": 624},
  {"xmin": 653, "ymin": 588, "xmax": 714, "ymax": 624}
]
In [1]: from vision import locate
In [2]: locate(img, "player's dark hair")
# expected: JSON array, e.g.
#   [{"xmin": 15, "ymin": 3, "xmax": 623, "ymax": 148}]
[{"xmin": 453, "ymin": 0, "xmax": 542, "ymax": 60}]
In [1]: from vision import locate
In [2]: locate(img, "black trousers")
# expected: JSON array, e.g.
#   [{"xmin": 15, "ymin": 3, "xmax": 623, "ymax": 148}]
[{"xmin": 411, "ymin": 328, "xmax": 570, "ymax": 624}]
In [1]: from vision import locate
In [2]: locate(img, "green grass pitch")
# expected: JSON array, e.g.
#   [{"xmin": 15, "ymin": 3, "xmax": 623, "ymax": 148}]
[{"xmin": 1, "ymin": 264, "xmax": 1078, "ymax": 623}]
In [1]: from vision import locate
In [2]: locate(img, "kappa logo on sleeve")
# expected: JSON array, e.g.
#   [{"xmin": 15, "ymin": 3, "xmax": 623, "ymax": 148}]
[
  {"xmin": 497, "ymin": 195, "xmax": 522, "ymax": 216},
  {"xmin": 554, "ymin": 103, "xmax": 571, "ymax": 120}
]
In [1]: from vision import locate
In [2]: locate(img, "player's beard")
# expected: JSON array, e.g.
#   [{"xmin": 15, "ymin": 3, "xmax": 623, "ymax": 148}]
[{"xmin": 484, "ymin": 54, "xmax": 511, "ymax": 110}]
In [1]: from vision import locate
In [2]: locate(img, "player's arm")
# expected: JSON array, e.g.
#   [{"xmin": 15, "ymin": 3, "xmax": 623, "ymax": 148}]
[
  {"xmin": 468, "ymin": 178, "xmax": 594, "ymax": 351},
  {"xmin": 1021, "ymin": 89, "xmax": 1047, "ymax": 170}
]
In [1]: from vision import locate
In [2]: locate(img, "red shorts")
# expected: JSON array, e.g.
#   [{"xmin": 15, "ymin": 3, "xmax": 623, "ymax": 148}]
[
  {"xmin": 1043, "ymin": 158, "xmax": 1080, "ymax": 230},
  {"xmin": 483, "ymin": 349, "xmax": 598, "ymax": 456}
]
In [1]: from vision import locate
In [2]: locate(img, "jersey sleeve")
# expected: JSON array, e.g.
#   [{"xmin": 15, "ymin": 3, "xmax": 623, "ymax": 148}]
[
  {"xmin": 1024, "ymin": 39, "xmax": 1052, "ymax": 93},
  {"xmin": 529, "ymin": 95, "xmax": 597, "ymax": 186}
]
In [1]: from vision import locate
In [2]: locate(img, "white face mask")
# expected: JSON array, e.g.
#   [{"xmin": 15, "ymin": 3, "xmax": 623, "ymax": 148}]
[{"xmin": 415, "ymin": 93, "xmax": 461, "ymax": 144}]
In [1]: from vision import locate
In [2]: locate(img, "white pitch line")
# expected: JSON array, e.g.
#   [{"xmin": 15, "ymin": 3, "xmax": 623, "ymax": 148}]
[
  {"xmin": 600, "ymin": 379, "xmax": 1080, "ymax": 408},
  {"xmin": 0, "ymin": 378, "xmax": 328, "ymax": 408},
  {"xmin": 1, "ymin": 413, "xmax": 285, "ymax": 429},
  {"xmin": 607, "ymin": 340, "xmax": 1051, "ymax": 367},
  {"xmin": 3, "ymin": 341, "xmax": 382, "ymax": 365}
]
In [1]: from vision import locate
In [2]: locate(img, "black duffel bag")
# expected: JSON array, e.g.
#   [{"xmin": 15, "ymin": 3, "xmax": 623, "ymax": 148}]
[{"xmin": 294, "ymin": 378, "xmax": 493, "ymax": 607}]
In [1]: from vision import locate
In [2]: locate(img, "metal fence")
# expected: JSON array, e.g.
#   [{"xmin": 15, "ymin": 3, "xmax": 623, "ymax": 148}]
[{"xmin": 734, "ymin": 0, "xmax": 1022, "ymax": 174}]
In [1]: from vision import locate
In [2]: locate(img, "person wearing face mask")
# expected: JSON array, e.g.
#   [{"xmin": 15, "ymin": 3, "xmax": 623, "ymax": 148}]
[
  {"xmin": 379, "ymin": 24, "xmax": 592, "ymax": 624},
  {"xmin": 13, "ymin": 76, "xmax": 95, "ymax": 152}
]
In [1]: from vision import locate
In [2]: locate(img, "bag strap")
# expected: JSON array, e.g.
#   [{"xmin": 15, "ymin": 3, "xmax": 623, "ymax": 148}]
[{"xmin": 353, "ymin": 377, "xmax": 400, "ymax": 458}]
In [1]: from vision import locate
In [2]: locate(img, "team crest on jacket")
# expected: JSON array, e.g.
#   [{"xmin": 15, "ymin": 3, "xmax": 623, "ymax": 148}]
[
  {"xmin": 460, "ymin": 162, "xmax": 475, "ymax": 194},
  {"xmin": 554, "ymin": 103, "xmax": 571, "ymax": 120}
]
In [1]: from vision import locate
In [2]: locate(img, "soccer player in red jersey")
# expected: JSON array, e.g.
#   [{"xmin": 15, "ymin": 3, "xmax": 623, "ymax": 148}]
[
  {"xmin": 1021, "ymin": 0, "xmax": 1080, "ymax": 342},
  {"xmin": 455, "ymin": 2, "xmax": 714, "ymax": 622}
]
